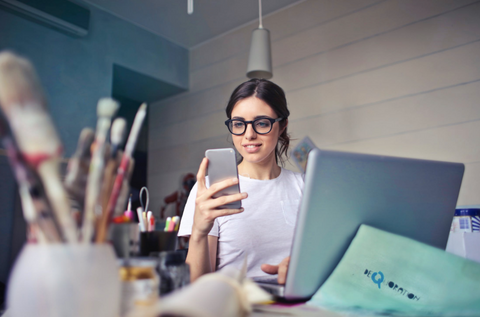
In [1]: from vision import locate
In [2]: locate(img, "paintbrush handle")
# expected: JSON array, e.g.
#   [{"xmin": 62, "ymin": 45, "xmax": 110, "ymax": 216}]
[
  {"xmin": 95, "ymin": 155, "xmax": 130, "ymax": 243},
  {"xmin": 82, "ymin": 116, "xmax": 114, "ymax": 243},
  {"xmin": 100, "ymin": 159, "xmax": 118, "ymax": 213},
  {"xmin": 113, "ymin": 157, "xmax": 134, "ymax": 217},
  {"xmin": 124, "ymin": 103, "xmax": 147, "ymax": 157},
  {"xmin": 1, "ymin": 127, "xmax": 62, "ymax": 243},
  {"xmin": 37, "ymin": 161, "xmax": 78, "ymax": 243},
  {"xmin": 19, "ymin": 184, "xmax": 63, "ymax": 243}
]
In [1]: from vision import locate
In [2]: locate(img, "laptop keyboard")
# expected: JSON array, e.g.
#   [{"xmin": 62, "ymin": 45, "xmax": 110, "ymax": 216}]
[{"xmin": 252, "ymin": 275, "xmax": 279, "ymax": 285}]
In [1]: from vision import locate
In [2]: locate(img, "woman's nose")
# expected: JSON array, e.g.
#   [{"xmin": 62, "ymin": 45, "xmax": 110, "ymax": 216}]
[{"xmin": 244, "ymin": 123, "xmax": 257, "ymax": 139}]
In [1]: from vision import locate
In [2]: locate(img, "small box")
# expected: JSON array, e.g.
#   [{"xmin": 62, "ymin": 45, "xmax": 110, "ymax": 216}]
[{"xmin": 446, "ymin": 231, "xmax": 480, "ymax": 264}]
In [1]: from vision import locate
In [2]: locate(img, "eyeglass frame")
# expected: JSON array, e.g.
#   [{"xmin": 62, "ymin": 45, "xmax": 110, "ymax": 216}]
[{"xmin": 224, "ymin": 117, "xmax": 284, "ymax": 135}]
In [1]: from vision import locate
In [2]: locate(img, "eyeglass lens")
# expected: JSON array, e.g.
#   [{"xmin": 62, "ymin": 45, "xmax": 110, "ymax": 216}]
[{"xmin": 229, "ymin": 119, "xmax": 273, "ymax": 135}]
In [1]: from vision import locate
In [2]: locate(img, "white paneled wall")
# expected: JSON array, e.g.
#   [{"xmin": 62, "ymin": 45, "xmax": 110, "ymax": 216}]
[{"xmin": 148, "ymin": 0, "xmax": 480, "ymax": 217}]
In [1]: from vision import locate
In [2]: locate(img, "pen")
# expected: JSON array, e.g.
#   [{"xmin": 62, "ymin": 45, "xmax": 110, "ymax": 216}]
[
  {"xmin": 167, "ymin": 217, "xmax": 176, "ymax": 232},
  {"xmin": 147, "ymin": 211, "xmax": 154, "ymax": 231},
  {"xmin": 137, "ymin": 207, "xmax": 146, "ymax": 232},
  {"xmin": 164, "ymin": 217, "xmax": 171, "ymax": 232},
  {"xmin": 142, "ymin": 211, "xmax": 147, "ymax": 230},
  {"xmin": 173, "ymin": 216, "xmax": 180, "ymax": 231},
  {"xmin": 124, "ymin": 194, "xmax": 133, "ymax": 221}
]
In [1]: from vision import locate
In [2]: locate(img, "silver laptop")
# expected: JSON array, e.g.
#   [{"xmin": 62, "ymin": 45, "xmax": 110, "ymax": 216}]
[{"xmin": 256, "ymin": 148, "xmax": 464, "ymax": 301}]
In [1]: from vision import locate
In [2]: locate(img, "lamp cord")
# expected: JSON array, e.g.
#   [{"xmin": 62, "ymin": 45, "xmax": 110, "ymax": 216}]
[{"xmin": 258, "ymin": 0, "xmax": 263, "ymax": 29}]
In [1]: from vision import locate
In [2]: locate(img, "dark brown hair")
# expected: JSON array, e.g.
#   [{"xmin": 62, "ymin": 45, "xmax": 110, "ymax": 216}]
[{"xmin": 225, "ymin": 78, "xmax": 290, "ymax": 165}]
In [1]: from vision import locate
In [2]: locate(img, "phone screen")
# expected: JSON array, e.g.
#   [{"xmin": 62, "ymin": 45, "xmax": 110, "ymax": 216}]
[{"xmin": 205, "ymin": 148, "xmax": 241, "ymax": 209}]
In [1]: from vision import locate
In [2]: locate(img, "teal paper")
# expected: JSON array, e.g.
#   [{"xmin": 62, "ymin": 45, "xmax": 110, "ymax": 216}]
[{"xmin": 308, "ymin": 225, "xmax": 480, "ymax": 316}]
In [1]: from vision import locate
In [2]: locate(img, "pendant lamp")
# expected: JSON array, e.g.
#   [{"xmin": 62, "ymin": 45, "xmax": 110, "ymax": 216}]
[{"xmin": 246, "ymin": 0, "xmax": 272, "ymax": 79}]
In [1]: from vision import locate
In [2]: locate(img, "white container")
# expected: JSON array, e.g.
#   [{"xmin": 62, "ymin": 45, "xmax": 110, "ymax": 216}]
[{"xmin": 7, "ymin": 244, "xmax": 121, "ymax": 317}]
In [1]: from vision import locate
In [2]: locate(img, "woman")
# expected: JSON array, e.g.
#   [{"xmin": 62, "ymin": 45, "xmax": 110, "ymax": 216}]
[{"xmin": 178, "ymin": 78, "xmax": 304, "ymax": 283}]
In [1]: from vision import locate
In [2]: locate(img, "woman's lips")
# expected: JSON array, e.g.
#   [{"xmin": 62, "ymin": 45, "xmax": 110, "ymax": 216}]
[{"xmin": 243, "ymin": 144, "xmax": 261, "ymax": 153}]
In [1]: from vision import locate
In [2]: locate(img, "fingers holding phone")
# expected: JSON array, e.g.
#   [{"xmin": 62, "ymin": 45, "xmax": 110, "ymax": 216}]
[{"xmin": 192, "ymin": 149, "xmax": 247, "ymax": 236}]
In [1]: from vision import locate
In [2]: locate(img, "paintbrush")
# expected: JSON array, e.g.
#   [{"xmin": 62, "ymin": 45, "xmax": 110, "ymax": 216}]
[
  {"xmin": 113, "ymin": 156, "xmax": 134, "ymax": 216},
  {"xmin": 96, "ymin": 103, "xmax": 147, "ymax": 243},
  {"xmin": 0, "ymin": 51, "xmax": 77, "ymax": 243},
  {"xmin": 81, "ymin": 98, "xmax": 119, "ymax": 243},
  {"xmin": 65, "ymin": 127, "xmax": 95, "ymax": 226},
  {"xmin": 0, "ymin": 111, "xmax": 63, "ymax": 243},
  {"xmin": 100, "ymin": 117, "xmax": 126, "ymax": 213}
]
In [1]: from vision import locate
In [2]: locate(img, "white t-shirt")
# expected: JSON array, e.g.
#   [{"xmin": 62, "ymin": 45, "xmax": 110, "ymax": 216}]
[{"xmin": 178, "ymin": 168, "xmax": 304, "ymax": 278}]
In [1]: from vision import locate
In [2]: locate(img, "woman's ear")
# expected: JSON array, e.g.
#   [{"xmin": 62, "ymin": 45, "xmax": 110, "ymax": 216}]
[{"xmin": 281, "ymin": 119, "xmax": 288, "ymax": 134}]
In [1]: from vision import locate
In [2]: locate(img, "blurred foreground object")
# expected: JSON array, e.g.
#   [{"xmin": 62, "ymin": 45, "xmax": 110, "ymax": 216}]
[
  {"xmin": 0, "ymin": 51, "xmax": 77, "ymax": 242},
  {"xmin": 7, "ymin": 244, "xmax": 120, "ymax": 317},
  {"xmin": 126, "ymin": 264, "xmax": 272, "ymax": 317}
]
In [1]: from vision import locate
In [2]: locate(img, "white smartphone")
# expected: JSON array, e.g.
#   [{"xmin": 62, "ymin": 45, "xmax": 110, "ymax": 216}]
[{"xmin": 205, "ymin": 148, "xmax": 242, "ymax": 209}]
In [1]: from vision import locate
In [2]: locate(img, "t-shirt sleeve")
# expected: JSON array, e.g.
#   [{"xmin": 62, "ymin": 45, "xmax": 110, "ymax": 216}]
[
  {"xmin": 177, "ymin": 182, "xmax": 197, "ymax": 237},
  {"xmin": 177, "ymin": 180, "xmax": 220, "ymax": 237}
]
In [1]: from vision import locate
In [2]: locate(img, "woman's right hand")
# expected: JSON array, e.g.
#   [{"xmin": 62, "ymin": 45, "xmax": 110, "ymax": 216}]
[{"xmin": 192, "ymin": 157, "xmax": 247, "ymax": 237}]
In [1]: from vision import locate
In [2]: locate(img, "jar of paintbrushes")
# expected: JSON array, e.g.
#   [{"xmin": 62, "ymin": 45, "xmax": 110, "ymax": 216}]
[{"xmin": 0, "ymin": 51, "xmax": 148, "ymax": 316}]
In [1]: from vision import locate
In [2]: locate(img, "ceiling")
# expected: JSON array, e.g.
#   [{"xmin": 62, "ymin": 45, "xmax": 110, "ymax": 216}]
[{"xmin": 82, "ymin": 0, "xmax": 303, "ymax": 48}]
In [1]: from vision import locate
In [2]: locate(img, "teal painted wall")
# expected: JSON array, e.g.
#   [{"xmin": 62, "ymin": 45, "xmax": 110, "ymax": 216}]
[{"xmin": 0, "ymin": 2, "xmax": 188, "ymax": 155}]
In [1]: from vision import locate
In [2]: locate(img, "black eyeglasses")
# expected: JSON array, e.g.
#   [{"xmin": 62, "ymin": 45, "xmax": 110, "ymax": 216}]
[{"xmin": 224, "ymin": 117, "xmax": 284, "ymax": 135}]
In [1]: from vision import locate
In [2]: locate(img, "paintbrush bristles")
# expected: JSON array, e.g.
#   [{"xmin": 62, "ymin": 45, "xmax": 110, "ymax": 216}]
[
  {"xmin": 97, "ymin": 98, "xmax": 119, "ymax": 118},
  {"xmin": 0, "ymin": 52, "xmax": 46, "ymax": 113},
  {"xmin": 110, "ymin": 118, "xmax": 126, "ymax": 147},
  {"xmin": 0, "ymin": 52, "xmax": 60, "ymax": 157}
]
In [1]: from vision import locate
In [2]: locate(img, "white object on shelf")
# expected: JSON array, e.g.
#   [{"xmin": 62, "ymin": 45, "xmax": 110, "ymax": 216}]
[{"xmin": 446, "ymin": 231, "xmax": 480, "ymax": 264}]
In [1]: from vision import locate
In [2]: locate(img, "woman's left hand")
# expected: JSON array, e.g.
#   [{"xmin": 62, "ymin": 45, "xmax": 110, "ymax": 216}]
[{"xmin": 260, "ymin": 256, "xmax": 290, "ymax": 284}]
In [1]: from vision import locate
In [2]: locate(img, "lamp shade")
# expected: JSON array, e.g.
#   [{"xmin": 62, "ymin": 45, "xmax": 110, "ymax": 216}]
[{"xmin": 246, "ymin": 28, "xmax": 272, "ymax": 79}]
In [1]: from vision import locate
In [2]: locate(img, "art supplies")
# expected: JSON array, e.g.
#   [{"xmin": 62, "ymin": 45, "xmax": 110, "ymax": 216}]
[
  {"xmin": 124, "ymin": 194, "xmax": 133, "ymax": 221},
  {"xmin": 164, "ymin": 217, "xmax": 171, "ymax": 232},
  {"xmin": 140, "ymin": 186, "xmax": 150, "ymax": 213},
  {"xmin": 1, "ymin": 51, "xmax": 156, "ymax": 317},
  {"xmin": 0, "ymin": 114, "xmax": 61, "ymax": 243},
  {"xmin": 64, "ymin": 128, "xmax": 95, "ymax": 225},
  {"xmin": 0, "ymin": 52, "xmax": 149, "ymax": 246},
  {"xmin": 147, "ymin": 211, "xmax": 155, "ymax": 232},
  {"xmin": 82, "ymin": 98, "xmax": 119, "ymax": 243},
  {"xmin": 137, "ymin": 207, "xmax": 147, "ymax": 232},
  {"xmin": 100, "ymin": 118, "xmax": 126, "ymax": 216},
  {"xmin": 0, "ymin": 52, "xmax": 77, "ymax": 243},
  {"xmin": 163, "ymin": 216, "xmax": 179, "ymax": 232},
  {"xmin": 96, "ymin": 103, "xmax": 147, "ymax": 243},
  {"xmin": 173, "ymin": 216, "xmax": 180, "ymax": 231}
]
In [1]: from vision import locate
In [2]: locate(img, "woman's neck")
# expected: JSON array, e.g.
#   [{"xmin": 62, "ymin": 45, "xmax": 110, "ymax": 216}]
[{"xmin": 238, "ymin": 157, "xmax": 281, "ymax": 180}]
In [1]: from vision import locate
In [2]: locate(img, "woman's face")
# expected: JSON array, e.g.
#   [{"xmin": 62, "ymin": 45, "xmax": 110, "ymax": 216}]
[{"xmin": 230, "ymin": 96, "xmax": 285, "ymax": 165}]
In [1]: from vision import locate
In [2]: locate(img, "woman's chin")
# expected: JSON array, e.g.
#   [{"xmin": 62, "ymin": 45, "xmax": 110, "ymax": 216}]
[{"xmin": 240, "ymin": 152, "xmax": 275, "ymax": 165}]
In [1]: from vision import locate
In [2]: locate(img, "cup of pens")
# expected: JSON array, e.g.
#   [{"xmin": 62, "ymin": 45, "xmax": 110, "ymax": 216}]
[{"xmin": 138, "ymin": 216, "xmax": 179, "ymax": 256}]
